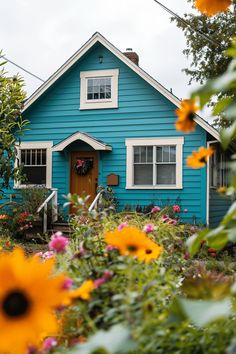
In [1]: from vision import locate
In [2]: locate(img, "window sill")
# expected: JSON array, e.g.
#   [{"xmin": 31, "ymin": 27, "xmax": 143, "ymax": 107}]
[
  {"xmin": 126, "ymin": 185, "xmax": 183, "ymax": 190},
  {"xmin": 80, "ymin": 101, "xmax": 118, "ymax": 110},
  {"xmin": 14, "ymin": 184, "xmax": 50, "ymax": 189}
]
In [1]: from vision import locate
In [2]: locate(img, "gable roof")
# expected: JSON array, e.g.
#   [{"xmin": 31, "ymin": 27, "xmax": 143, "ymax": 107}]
[{"xmin": 23, "ymin": 32, "xmax": 220, "ymax": 141}]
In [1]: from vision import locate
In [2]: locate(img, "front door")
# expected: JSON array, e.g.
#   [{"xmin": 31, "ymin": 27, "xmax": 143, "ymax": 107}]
[{"xmin": 70, "ymin": 151, "xmax": 98, "ymax": 204}]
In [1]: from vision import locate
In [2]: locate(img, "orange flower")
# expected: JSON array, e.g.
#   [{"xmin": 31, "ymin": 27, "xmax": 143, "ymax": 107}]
[
  {"xmin": 105, "ymin": 226, "xmax": 163, "ymax": 262},
  {"xmin": 187, "ymin": 147, "xmax": 214, "ymax": 169},
  {"xmin": 70, "ymin": 280, "xmax": 95, "ymax": 301},
  {"xmin": 195, "ymin": 0, "xmax": 232, "ymax": 16},
  {"xmin": 217, "ymin": 186, "xmax": 227, "ymax": 194},
  {"xmin": 175, "ymin": 99, "xmax": 199, "ymax": 133}
]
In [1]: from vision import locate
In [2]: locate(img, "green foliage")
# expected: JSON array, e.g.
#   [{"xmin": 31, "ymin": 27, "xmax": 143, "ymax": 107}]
[{"xmin": 0, "ymin": 53, "xmax": 28, "ymax": 195}]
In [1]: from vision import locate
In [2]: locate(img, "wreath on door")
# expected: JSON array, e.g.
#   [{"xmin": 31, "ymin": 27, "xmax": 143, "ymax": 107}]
[{"xmin": 75, "ymin": 158, "xmax": 93, "ymax": 176}]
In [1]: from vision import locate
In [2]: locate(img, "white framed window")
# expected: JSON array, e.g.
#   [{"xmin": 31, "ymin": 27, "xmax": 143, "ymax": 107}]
[
  {"xmin": 126, "ymin": 137, "xmax": 184, "ymax": 189},
  {"xmin": 15, "ymin": 142, "xmax": 53, "ymax": 188},
  {"xmin": 80, "ymin": 69, "xmax": 119, "ymax": 110}
]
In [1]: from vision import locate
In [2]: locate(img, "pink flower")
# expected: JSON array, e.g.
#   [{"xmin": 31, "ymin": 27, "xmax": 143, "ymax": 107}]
[
  {"xmin": 43, "ymin": 251, "xmax": 55, "ymax": 259},
  {"xmin": 94, "ymin": 278, "xmax": 106, "ymax": 288},
  {"xmin": 49, "ymin": 232, "xmax": 69, "ymax": 253},
  {"xmin": 143, "ymin": 223, "xmax": 154, "ymax": 233},
  {"xmin": 105, "ymin": 245, "xmax": 117, "ymax": 252},
  {"xmin": 161, "ymin": 214, "xmax": 169, "ymax": 222},
  {"xmin": 151, "ymin": 206, "xmax": 161, "ymax": 213},
  {"xmin": 173, "ymin": 205, "xmax": 181, "ymax": 213},
  {"xmin": 62, "ymin": 277, "xmax": 73, "ymax": 290},
  {"xmin": 184, "ymin": 209, "xmax": 188, "ymax": 213},
  {"xmin": 43, "ymin": 337, "xmax": 58, "ymax": 352},
  {"xmin": 169, "ymin": 219, "xmax": 177, "ymax": 225},
  {"xmin": 103, "ymin": 270, "xmax": 113, "ymax": 280},
  {"xmin": 118, "ymin": 222, "xmax": 128, "ymax": 231}
]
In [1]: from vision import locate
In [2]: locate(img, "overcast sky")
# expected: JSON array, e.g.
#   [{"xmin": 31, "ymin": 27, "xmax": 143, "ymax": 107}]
[{"xmin": 1, "ymin": 0, "xmax": 199, "ymax": 101}]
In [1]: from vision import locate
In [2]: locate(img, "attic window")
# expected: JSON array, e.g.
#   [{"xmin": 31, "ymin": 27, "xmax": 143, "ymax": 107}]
[{"xmin": 80, "ymin": 69, "xmax": 119, "ymax": 110}]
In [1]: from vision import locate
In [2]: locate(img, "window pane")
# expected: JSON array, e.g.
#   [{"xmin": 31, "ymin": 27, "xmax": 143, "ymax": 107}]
[
  {"xmin": 156, "ymin": 164, "xmax": 176, "ymax": 185},
  {"xmin": 134, "ymin": 164, "xmax": 153, "ymax": 185},
  {"xmin": 105, "ymin": 92, "xmax": 111, "ymax": 99},
  {"xmin": 170, "ymin": 146, "xmax": 176, "ymax": 162},
  {"xmin": 140, "ymin": 146, "xmax": 147, "ymax": 163},
  {"xmin": 147, "ymin": 146, "xmax": 153, "ymax": 163},
  {"xmin": 133, "ymin": 147, "xmax": 140, "ymax": 163},
  {"xmin": 42, "ymin": 149, "xmax": 46, "ymax": 165},
  {"xmin": 23, "ymin": 166, "xmax": 46, "ymax": 185},
  {"xmin": 156, "ymin": 147, "xmax": 162, "ymax": 162},
  {"xmin": 21, "ymin": 150, "xmax": 26, "ymax": 164},
  {"xmin": 163, "ymin": 146, "xmax": 169, "ymax": 162}
]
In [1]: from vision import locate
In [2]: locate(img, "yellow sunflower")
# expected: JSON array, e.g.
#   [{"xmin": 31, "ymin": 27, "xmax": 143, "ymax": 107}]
[
  {"xmin": 195, "ymin": 0, "xmax": 232, "ymax": 16},
  {"xmin": 70, "ymin": 280, "xmax": 95, "ymax": 301},
  {"xmin": 105, "ymin": 226, "xmax": 152, "ymax": 257},
  {"xmin": 0, "ymin": 248, "xmax": 67, "ymax": 354},
  {"xmin": 175, "ymin": 99, "xmax": 199, "ymax": 133},
  {"xmin": 105, "ymin": 226, "xmax": 163, "ymax": 262},
  {"xmin": 186, "ymin": 147, "xmax": 214, "ymax": 169},
  {"xmin": 136, "ymin": 241, "xmax": 163, "ymax": 263}
]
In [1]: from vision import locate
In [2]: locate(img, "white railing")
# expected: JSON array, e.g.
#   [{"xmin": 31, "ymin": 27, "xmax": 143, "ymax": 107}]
[
  {"xmin": 37, "ymin": 188, "xmax": 58, "ymax": 233},
  {"xmin": 88, "ymin": 190, "xmax": 103, "ymax": 212}
]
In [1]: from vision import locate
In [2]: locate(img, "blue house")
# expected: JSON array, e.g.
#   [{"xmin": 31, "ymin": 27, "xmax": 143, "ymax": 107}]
[{"xmin": 3, "ymin": 33, "xmax": 231, "ymax": 226}]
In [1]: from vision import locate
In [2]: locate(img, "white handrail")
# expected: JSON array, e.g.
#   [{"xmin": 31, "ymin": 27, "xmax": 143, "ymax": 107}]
[
  {"xmin": 88, "ymin": 191, "xmax": 103, "ymax": 212},
  {"xmin": 37, "ymin": 188, "xmax": 58, "ymax": 233}
]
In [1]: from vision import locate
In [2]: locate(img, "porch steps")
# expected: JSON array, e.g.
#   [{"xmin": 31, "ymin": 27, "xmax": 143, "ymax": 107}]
[{"xmin": 51, "ymin": 222, "xmax": 72, "ymax": 235}]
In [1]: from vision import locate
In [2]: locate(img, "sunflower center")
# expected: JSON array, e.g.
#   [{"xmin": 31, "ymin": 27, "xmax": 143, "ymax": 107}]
[
  {"xmin": 199, "ymin": 156, "xmax": 207, "ymax": 163},
  {"xmin": 2, "ymin": 290, "xmax": 30, "ymax": 318},
  {"xmin": 188, "ymin": 112, "xmax": 195, "ymax": 121},
  {"xmin": 146, "ymin": 249, "xmax": 152, "ymax": 254},
  {"xmin": 127, "ymin": 245, "xmax": 138, "ymax": 252}
]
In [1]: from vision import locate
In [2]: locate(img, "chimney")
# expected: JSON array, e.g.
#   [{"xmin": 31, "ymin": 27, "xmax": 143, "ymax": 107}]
[{"xmin": 123, "ymin": 48, "xmax": 139, "ymax": 66}]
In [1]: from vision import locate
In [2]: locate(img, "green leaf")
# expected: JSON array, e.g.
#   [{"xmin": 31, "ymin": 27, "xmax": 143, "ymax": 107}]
[
  {"xmin": 221, "ymin": 201, "xmax": 236, "ymax": 226},
  {"xmin": 224, "ymin": 101, "xmax": 236, "ymax": 120},
  {"xmin": 220, "ymin": 121, "xmax": 236, "ymax": 150},
  {"xmin": 206, "ymin": 228, "xmax": 229, "ymax": 250},
  {"xmin": 213, "ymin": 97, "xmax": 233, "ymax": 116},
  {"xmin": 68, "ymin": 325, "xmax": 137, "ymax": 354},
  {"xmin": 176, "ymin": 297, "xmax": 231, "ymax": 327},
  {"xmin": 186, "ymin": 229, "xmax": 209, "ymax": 256}
]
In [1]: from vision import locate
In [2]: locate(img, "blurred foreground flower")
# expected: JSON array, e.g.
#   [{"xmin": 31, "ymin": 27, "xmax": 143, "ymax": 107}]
[
  {"xmin": 195, "ymin": 0, "xmax": 232, "ymax": 16},
  {"xmin": 175, "ymin": 99, "xmax": 198, "ymax": 132},
  {"xmin": 186, "ymin": 147, "xmax": 214, "ymax": 169},
  {"xmin": 70, "ymin": 280, "xmax": 95, "ymax": 301},
  {"xmin": 105, "ymin": 226, "xmax": 163, "ymax": 263},
  {"xmin": 0, "ymin": 248, "xmax": 67, "ymax": 354}
]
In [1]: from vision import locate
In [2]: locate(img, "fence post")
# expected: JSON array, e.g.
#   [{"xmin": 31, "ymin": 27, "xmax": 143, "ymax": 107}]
[{"xmin": 52, "ymin": 189, "xmax": 58, "ymax": 223}]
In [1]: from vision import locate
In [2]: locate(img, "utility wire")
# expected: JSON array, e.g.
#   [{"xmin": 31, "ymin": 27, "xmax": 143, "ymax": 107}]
[
  {"xmin": 153, "ymin": 0, "xmax": 221, "ymax": 47},
  {"xmin": 1, "ymin": 55, "xmax": 45, "ymax": 82}
]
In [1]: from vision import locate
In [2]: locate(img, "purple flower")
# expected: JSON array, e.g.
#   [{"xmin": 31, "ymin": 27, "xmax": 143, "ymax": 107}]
[
  {"xmin": 118, "ymin": 222, "xmax": 128, "ymax": 231},
  {"xmin": 143, "ymin": 223, "xmax": 155, "ymax": 233},
  {"xmin": 173, "ymin": 205, "xmax": 181, "ymax": 213},
  {"xmin": 184, "ymin": 209, "xmax": 188, "ymax": 213},
  {"xmin": 151, "ymin": 206, "xmax": 161, "ymax": 213},
  {"xmin": 43, "ymin": 337, "xmax": 58, "ymax": 352},
  {"xmin": 169, "ymin": 219, "xmax": 177, "ymax": 225},
  {"xmin": 49, "ymin": 232, "xmax": 69, "ymax": 253}
]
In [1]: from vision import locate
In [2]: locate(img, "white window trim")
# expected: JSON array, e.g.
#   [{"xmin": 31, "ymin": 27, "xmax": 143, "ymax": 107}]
[
  {"xmin": 126, "ymin": 137, "xmax": 184, "ymax": 190},
  {"xmin": 14, "ymin": 141, "xmax": 53, "ymax": 189},
  {"xmin": 80, "ymin": 69, "xmax": 119, "ymax": 110}
]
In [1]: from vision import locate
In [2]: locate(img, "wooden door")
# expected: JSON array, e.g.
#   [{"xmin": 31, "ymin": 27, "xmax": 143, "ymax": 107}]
[{"xmin": 70, "ymin": 151, "xmax": 98, "ymax": 205}]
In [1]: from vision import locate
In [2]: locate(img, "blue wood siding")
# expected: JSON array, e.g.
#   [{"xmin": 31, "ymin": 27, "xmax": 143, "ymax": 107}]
[
  {"xmin": 209, "ymin": 189, "xmax": 231, "ymax": 227},
  {"xmin": 1, "ymin": 43, "xmax": 208, "ymax": 224}
]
